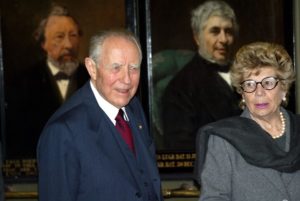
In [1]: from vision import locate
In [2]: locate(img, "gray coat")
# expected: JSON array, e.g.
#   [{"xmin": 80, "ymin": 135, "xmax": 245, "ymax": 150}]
[
  {"xmin": 196, "ymin": 112, "xmax": 300, "ymax": 201},
  {"xmin": 198, "ymin": 135, "xmax": 300, "ymax": 201}
]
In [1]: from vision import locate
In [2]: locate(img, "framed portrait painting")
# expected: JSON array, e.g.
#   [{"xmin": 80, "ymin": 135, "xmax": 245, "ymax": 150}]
[
  {"xmin": 143, "ymin": 0, "xmax": 296, "ymax": 178},
  {"xmin": 0, "ymin": 0, "xmax": 137, "ymax": 181}
]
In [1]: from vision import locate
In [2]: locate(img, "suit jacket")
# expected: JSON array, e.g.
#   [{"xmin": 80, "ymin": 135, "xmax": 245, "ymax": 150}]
[
  {"xmin": 196, "ymin": 113, "xmax": 300, "ymax": 201},
  {"xmin": 162, "ymin": 54, "xmax": 241, "ymax": 150},
  {"xmin": 37, "ymin": 82, "xmax": 163, "ymax": 201},
  {"xmin": 6, "ymin": 60, "xmax": 89, "ymax": 158}
]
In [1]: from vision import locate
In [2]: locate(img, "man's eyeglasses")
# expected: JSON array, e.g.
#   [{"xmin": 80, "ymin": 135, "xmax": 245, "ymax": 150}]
[{"xmin": 240, "ymin": 76, "xmax": 283, "ymax": 93}]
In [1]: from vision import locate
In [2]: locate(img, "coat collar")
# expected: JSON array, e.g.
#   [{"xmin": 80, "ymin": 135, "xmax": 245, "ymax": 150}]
[{"xmin": 196, "ymin": 110, "xmax": 300, "ymax": 175}]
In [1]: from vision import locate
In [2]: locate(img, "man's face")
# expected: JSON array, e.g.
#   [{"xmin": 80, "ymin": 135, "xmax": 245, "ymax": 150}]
[
  {"xmin": 42, "ymin": 16, "xmax": 80, "ymax": 65},
  {"xmin": 86, "ymin": 36, "xmax": 141, "ymax": 108},
  {"xmin": 194, "ymin": 16, "xmax": 234, "ymax": 65}
]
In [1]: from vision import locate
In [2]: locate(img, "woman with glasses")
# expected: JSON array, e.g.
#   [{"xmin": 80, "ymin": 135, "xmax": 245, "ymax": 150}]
[{"xmin": 194, "ymin": 42, "xmax": 300, "ymax": 201}]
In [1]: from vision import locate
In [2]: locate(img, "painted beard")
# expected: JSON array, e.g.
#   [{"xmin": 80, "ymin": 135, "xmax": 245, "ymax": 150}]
[{"xmin": 48, "ymin": 55, "xmax": 79, "ymax": 76}]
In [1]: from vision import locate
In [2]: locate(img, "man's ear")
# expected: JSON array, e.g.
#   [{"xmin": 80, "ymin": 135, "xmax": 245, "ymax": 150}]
[
  {"xmin": 85, "ymin": 57, "xmax": 97, "ymax": 80},
  {"xmin": 41, "ymin": 42, "xmax": 47, "ymax": 51}
]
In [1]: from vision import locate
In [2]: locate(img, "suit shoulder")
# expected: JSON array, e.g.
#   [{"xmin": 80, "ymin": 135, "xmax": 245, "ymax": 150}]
[
  {"xmin": 167, "ymin": 55, "xmax": 211, "ymax": 89},
  {"xmin": 48, "ymin": 100, "xmax": 87, "ymax": 125}
]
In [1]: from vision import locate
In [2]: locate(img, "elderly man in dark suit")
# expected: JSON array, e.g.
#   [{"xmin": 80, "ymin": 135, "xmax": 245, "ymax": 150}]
[
  {"xmin": 6, "ymin": 5, "xmax": 89, "ymax": 158},
  {"xmin": 37, "ymin": 30, "xmax": 163, "ymax": 201}
]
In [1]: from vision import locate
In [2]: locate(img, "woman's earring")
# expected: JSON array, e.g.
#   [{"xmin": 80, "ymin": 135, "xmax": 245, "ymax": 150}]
[
  {"xmin": 282, "ymin": 96, "xmax": 286, "ymax": 102},
  {"xmin": 239, "ymin": 99, "xmax": 246, "ymax": 109},
  {"xmin": 281, "ymin": 96, "xmax": 287, "ymax": 106}
]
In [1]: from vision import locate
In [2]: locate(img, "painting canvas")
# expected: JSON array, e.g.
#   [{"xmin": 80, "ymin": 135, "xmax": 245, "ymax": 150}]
[
  {"xmin": 0, "ymin": 0, "xmax": 126, "ymax": 180},
  {"xmin": 148, "ymin": 0, "xmax": 295, "ymax": 176}
]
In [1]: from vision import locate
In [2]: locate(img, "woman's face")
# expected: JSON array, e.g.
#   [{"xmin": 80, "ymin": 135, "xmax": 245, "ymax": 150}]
[{"xmin": 242, "ymin": 67, "xmax": 286, "ymax": 119}]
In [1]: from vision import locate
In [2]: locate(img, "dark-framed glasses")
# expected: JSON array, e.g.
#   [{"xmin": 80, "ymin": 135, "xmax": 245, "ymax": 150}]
[{"xmin": 240, "ymin": 76, "xmax": 283, "ymax": 93}]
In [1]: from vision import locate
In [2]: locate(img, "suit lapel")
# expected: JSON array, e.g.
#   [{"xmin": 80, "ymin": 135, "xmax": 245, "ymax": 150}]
[
  {"xmin": 200, "ymin": 73, "xmax": 239, "ymax": 120},
  {"xmin": 84, "ymin": 90, "xmax": 142, "ymax": 191},
  {"xmin": 126, "ymin": 105, "xmax": 162, "ymax": 199},
  {"xmin": 84, "ymin": 84, "xmax": 160, "ymax": 199},
  {"xmin": 192, "ymin": 56, "xmax": 240, "ymax": 120},
  {"xmin": 111, "ymin": 106, "xmax": 145, "ymax": 190},
  {"xmin": 45, "ymin": 66, "xmax": 65, "ymax": 104},
  {"xmin": 66, "ymin": 76, "xmax": 77, "ymax": 99}
]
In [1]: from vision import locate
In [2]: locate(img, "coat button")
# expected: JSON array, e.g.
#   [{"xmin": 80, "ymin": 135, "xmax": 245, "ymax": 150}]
[{"xmin": 135, "ymin": 192, "xmax": 141, "ymax": 198}]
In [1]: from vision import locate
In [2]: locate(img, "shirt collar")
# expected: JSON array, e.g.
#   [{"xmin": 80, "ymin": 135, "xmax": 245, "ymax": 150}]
[
  {"xmin": 47, "ymin": 60, "xmax": 60, "ymax": 76},
  {"xmin": 89, "ymin": 81, "xmax": 129, "ymax": 125}
]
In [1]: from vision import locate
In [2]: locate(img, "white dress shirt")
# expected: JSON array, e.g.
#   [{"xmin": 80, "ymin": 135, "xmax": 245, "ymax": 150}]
[
  {"xmin": 48, "ymin": 61, "xmax": 70, "ymax": 99},
  {"xmin": 89, "ymin": 81, "xmax": 129, "ymax": 125}
]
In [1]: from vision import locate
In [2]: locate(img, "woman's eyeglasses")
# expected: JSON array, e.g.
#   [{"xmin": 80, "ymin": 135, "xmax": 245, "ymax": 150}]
[{"xmin": 240, "ymin": 76, "xmax": 283, "ymax": 93}]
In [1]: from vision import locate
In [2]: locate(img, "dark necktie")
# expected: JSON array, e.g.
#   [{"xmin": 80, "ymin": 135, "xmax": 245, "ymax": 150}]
[
  {"xmin": 115, "ymin": 109, "xmax": 135, "ymax": 153},
  {"xmin": 54, "ymin": 71, "xmax": 70, "ymax": 80}
]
